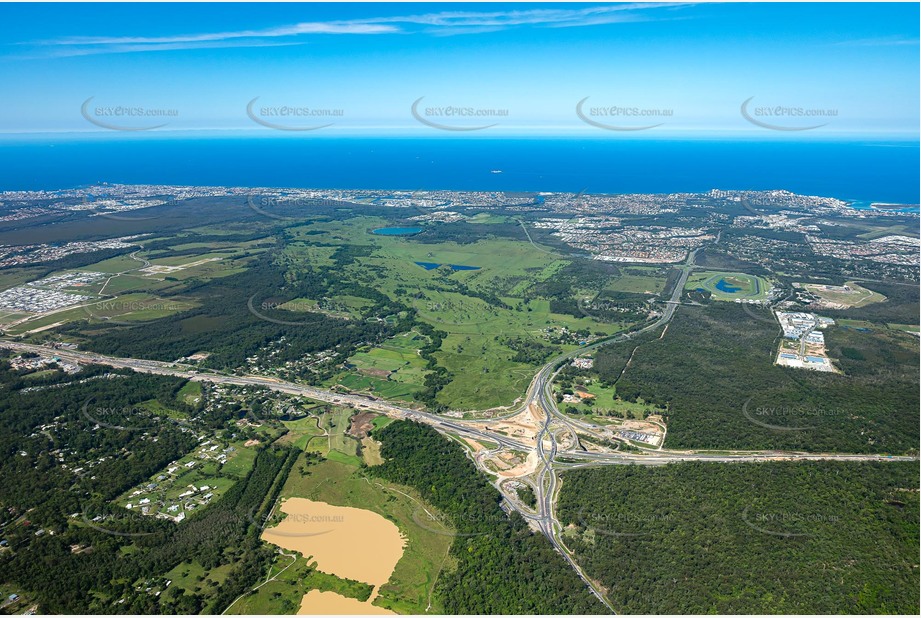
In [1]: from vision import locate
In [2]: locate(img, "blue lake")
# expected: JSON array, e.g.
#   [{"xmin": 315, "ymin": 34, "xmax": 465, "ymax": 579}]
[
  {"xmin": 714, "ymin": 279, "xmax": 742, "ymax": 293},
  {"xmin": 372, "ymin": 227, "xmax": 423, "ymax": 236},
  {"xmin": 415, "ymin": 261, "xmax": 481, "ymax": 271}
]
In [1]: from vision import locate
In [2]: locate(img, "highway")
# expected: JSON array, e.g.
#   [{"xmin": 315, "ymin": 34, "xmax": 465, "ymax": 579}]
[
  {"xmin": 0, "ymin": 340, "xmax": 531, "ymax": 453},
  {"xmin": 557, "ymin": 449, "xmax": 917, "ymax": 465},
  {"xmin": 512, "ymin": 255, "xmax": 697, "ymax": 610}
]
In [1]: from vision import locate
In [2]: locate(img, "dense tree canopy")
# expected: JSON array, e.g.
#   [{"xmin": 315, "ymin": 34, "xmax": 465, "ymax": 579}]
[
  {"xmin": 371, "ymin": 421, "xmax": 605, "ymax": 614},
  {"xmin": 557, "ymin": 461, "xmax": 920, "ymax": 614}
]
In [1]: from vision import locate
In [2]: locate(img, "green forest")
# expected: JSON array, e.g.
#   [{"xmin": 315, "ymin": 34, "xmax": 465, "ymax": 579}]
[
  {"xmin": 557, "ymin": 461, "xmax": 920, "ymax": 614},
  {"xmin": 592, "ymin": 303, "xmax": 919, "ymax": 453},
  {"xmin": 371, "ymin": 420, "xmax": 605, "ymax": 614},
  {"xmin": 0, "ymin": 354, "xmax": 299, "ymax": 613}
]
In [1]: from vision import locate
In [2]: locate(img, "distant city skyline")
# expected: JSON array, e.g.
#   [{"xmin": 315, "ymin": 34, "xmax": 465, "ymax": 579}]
[{"xmin": 1, "ymin": 2, "xmax": 918, "ymax": 137}]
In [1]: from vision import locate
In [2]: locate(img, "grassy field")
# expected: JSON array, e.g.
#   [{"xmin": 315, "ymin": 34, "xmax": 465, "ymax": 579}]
[
  {"xmin": 603, "ymin": 267, "xmax": 667, "ymax": 294},
  {"xmin": 855, "ymin": 222, "xmax": 918, "ymax": 240},
  {"xmin": 837, "ymin": 318, "xmax": 878, "ymax": 329},
  {"xmin": 328, "ymin": 331, "xmax": 432, "ymax": 402},
  {"xmin": 224, "ymin": 552, "xmax": 374, "ymax": 614},
  {"xmin": 557, "ymin": 379, "xmax": 665, "ymax": 420},
  {"xmin": 371, "ymin": 416, "xmax": 394, "ymax": 430},
  {"xmin": 146, "ymin": 252, "xmax": 230, "ymax": 267},
  {"xmin": 97, "ymin": 274, "xmax": 176, "ymax": 295},
  {"xmin": 803, "ymin": 281, "xmax": 887, "ymax": 308},
  {"xmin": 86, "ymin": 293, "xmax": 197, "ymax": 322},
  {"xmin": 324, "ymin": 407, "xmax": 361, "ymax": 465},
  {"xmin": 0, "ymin": 267, "xmax": 48, "ymax": 292},
  {"xmin": 177, "ymin": 381, "xmax": 201, "ymax": 405},
  {"xmin": 277, "ymin": 416, "xmax": 326, "ymax": 451},
  {"xmin": 78, "ymin": 254, "xmax": 147, "ymax": 274},
  {"xmin": 4, "ymin": 311, "xmax": 80, "ymax": 336},
  {"xmin": 282, "ymin": 216, "xmax": 629, "ymax": 411},
  {"xmin": 0, "ymin": 309, "xmax": 31, "ymax": 327},
  {"xmin": 466, "ymin": 213, "xmax": 512, "ymax": 225},
  {"xmin": 685, "ymin": 270, "xmax": 769, "ymax": 301},
  {"xmin": 361, "ymin": 437, "xmax": 384, "ymax": 465},
  {"xmin": 164, "ymin": 560, "xmax": 236, "ymax": 598},
  {"xmin": 348, "ymin": 331, "xmax": 429, "ymax": 378},
  {"xmin": 290, "ymin": 406, "xmax": 363, "ymax": 466}
]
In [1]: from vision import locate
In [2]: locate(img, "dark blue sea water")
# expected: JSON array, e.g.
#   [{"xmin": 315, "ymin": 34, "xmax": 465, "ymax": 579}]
[{"xmin": 1, "ymin": 136, "xmax": 917, "ymax": 204}]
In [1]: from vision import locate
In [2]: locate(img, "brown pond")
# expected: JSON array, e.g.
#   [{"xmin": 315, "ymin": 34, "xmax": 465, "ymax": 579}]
[
  {"xmin": 261, "ymin": 497, "xmax": 406, "ymax": 607},
  {"xmin": 297, "ymin": 589, "xmax": 395, "ymax": 615}
]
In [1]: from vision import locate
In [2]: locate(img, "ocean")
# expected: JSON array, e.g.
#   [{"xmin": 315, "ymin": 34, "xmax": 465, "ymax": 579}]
[{"xmin": 0, "ymin": 136, "xmax": 918, "ymax": 204}]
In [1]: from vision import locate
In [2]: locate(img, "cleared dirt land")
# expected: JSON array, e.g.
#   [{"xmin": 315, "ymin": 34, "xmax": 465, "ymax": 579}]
[
  {"xmin": 297, "ymin": 589, "xmax": 395, "ymax": 615},
  {"xmin": 261, "ymin": 498, "xmax": 406, "ymax": 603},
  {"xmin": 474, "ymin": 403, "xmax": 543, "ymax": 445}
]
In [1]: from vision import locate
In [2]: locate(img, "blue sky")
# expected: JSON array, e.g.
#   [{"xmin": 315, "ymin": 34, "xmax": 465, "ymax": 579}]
[{"xmin": 1, "ymin": 2, "xmax": 918, "ymax": 137}]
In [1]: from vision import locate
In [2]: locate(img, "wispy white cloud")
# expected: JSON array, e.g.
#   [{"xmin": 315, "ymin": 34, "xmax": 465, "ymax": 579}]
[
  {"xmin": 45, "ymin": 22, "xmax": 398, "ymax": 47},
  {"xmin": 372, "ymin": 3, "xmax": 687, "ymax": 29},
  {"xmin": 42, "ymin": 40, "xmax": 308, "ymax": 59},
  {"xmin": 28, "ymin": 3, "xmax": 693, "ymax": 57},
  {"xmin": 831, "ymin": 36, "xmax": 919, "ymax": 47}
]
